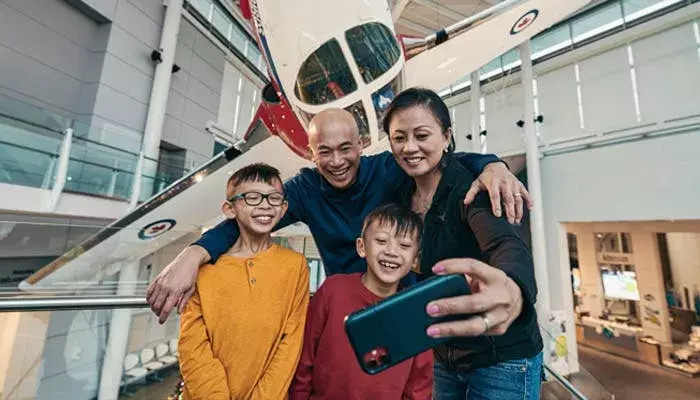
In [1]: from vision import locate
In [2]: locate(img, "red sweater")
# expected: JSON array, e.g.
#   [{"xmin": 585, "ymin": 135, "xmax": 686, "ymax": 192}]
[{"xmin": 289, "ymin": 273, "xmax": 433, "ymax": 400}]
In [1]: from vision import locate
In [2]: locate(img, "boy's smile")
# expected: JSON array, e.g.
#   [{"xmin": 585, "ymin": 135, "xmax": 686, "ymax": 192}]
[{"xmin": 357, "ymin": 219, "xmax": 420, "ymax": 297}]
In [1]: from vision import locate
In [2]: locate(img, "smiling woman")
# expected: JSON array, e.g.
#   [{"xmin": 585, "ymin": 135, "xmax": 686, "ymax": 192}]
[{"xmin": 384, "ymin": 87, "xmax": 544, "ymax": 400}]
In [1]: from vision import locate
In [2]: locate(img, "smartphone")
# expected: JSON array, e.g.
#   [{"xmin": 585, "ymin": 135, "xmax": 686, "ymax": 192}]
[{"xmin": 344, "ymin": 274, "xmax": 471, "ymax": 375}]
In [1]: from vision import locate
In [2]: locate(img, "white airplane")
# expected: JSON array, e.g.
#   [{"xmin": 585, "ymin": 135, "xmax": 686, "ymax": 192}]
[{"xmin": 21, "ymin": 0, "xmax": 591, "ymax": 292}]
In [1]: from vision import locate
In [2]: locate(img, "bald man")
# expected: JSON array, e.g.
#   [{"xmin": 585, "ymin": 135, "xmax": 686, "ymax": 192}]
[{"xmin": 147, "ymin": 109, "xmax": 531, "ymax": 323}]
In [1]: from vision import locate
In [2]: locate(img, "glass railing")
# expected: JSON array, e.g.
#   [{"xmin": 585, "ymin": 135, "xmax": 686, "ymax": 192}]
[
  {"xmin": 0, "ymin": 95, "xmax": 192, "ymax": 204},
  {"xmin": 439, "ymin": 0, "xmax": 692, "ymax": 96},
  {"xmin": 0, "ymin": 221, "xmax": 611, "ymax": 400},
  {"xmin": 539, "ymin": 322, "xmax": 616, "ymax": 400},
  {"xmin": 0, "ymin": 221, "xmax": 203, "ymax": 301},
  {"xmin": 0, "ymin": 306, "xmax": 181, "ymax": 400},
  {"xmin": 0, "ymin": 95, "xmax": 65, "ymax": 190}
]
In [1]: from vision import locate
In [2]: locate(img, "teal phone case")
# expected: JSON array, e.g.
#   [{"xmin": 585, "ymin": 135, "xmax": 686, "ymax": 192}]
[{"xmin": 344, "ymin": 274, "xmax": 471, "ymax": 374}]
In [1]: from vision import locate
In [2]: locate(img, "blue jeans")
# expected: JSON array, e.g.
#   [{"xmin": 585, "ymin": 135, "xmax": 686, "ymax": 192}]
[{"xmin": 433, "ymin": 352, "xmax": 543, "ymax": 400}]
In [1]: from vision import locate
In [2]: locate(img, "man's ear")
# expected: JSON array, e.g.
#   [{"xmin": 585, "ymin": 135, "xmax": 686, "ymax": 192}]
[
  {"xmin": 356, "ymin": 237, "xmax": 366, "ymax": 258},
  {"xmin": 221, "ymin": 201, "xmax": 236, "ymax": 220},
  {"xmin": 307, "ymin": 146, "xmax": 315, "ymax": 161}
]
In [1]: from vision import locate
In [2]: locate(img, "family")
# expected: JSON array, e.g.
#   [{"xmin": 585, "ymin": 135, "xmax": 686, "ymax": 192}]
[{"xmin": 147, "ymin": 87, "xmax": 543, "ymax": 399}]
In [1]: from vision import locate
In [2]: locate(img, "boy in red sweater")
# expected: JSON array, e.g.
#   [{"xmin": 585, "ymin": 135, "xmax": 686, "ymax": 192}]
[{"xmin": 289, "ymin": 204, "xmax": 433, "ymax": 400}]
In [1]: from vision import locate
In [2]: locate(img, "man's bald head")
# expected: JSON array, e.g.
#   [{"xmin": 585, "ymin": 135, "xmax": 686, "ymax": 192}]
[
  {"xmin": 306, "ymin": 108, "xmax": 363, "ymax": 190},
  {"xmin": 308, "ymin": 108, "xmax": 360, "ymax": 145}
]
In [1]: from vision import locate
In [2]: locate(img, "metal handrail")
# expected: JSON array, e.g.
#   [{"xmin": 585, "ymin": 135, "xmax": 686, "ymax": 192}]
[
  {"xmin": 544, "ymin": 364, "xmax": 590, "ymax": 400},
  {"xmin": 0, "ymin": 296, "xmax": 596, "ymax": 400},
  {"xmin": 0, "ymin": 296, "xmax": 148, "ymax": 312}
]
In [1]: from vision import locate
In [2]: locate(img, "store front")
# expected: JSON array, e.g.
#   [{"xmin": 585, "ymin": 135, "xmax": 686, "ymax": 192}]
[{"xmin": 566, "ymin": 221, "xmax": 700, "ymax": 378}]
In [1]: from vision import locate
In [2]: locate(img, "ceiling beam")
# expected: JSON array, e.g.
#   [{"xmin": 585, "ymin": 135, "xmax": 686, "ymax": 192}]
[
  {"xmin": 390, "ymin": 0, "xmax": 412, "ymax": 21},
  {"xmin": 395, "ymin": 18, "xmax": 433, "ymax": 36},
  {"xmin": 411, "ymin": 0, "xmax": 467, "ymax": 21}
]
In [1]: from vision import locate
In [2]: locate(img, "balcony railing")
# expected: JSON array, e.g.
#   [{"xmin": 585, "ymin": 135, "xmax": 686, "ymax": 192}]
[{"xmin": 0, "ymin": 94, "xmax": 190, "ymax": 208}]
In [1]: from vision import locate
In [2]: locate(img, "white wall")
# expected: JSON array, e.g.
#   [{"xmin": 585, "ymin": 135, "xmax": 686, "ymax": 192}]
[
  {"xmin": 447, "ymin": 9, "xmax": 700, "ymax": 370},
  {"xmin": 449, "ymin": 18, "xmax": 700, "ymax": 156}
]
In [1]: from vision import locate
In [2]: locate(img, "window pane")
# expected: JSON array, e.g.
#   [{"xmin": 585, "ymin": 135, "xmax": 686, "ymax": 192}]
[
  {"xmin": 211, "ymin": 7, "xmax": 230, "ymax": 38},
  {"xmin": 345, "ymin": 22, "xmax": 401, "ymax": 84},
  {"xmin": 372, "ymin": 77, "xmax": 400, "ymax": 140},
  {"xmin": 531, "ymin": 23, "xmax": 571, "ymax": 58},
  {"xmin": 501, "ymin": 48, "xmax": 521, "ymax": 70},
  {"xmin": 189, "ymin": 0, "xmax": 211, "ymax": 17},
  {"xmin": 345, "ymin": 100, "xmax": 371, "ymax": 147},
  {"xmin": 478, "ymin": 57, "xmax": 502, "ymax": 80},
  {"xmin": 230, "ymin": 26, "xmax": 247, "ymax": 51},
  {"xmin": 247, "ymin": 46, "xmax": 262, "ymax": 67},
  {"xmin": 622, "ymin": 0, "xmax": 682, "ymax": 22},
  {"xmin": 572, "ymin": 2, "xmax": 623, "ymax": 43},
  {"xmin": 294, "ymin": 39, "xmax": 357, "ymax": 105}
]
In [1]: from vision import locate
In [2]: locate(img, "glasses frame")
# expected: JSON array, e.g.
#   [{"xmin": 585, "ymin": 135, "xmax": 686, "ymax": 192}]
[{"xmin": 227, "ymin": 191, "xmax": 286, "ymax": 206}]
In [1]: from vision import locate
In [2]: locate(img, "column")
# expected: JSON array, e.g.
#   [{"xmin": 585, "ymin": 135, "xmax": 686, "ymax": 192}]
[
  {"xmin": 469, "ymin": 71, "xmax": 481, "ymax": 153},
  {"xmin": 576, "ymin": 229, "xmax": 605, "ymax": 318},
  {"xmin": 665, "ymin": 233, "xmax": 700, "ymax": 312},
  {"xmin": 132, "ymin": 0, "xmax": 184, "ymax": 201},
  {"xmin": 631, "ymin": 232, "xmax": 672, "ymax": 344},
  {"xmin": 46, "ymin": 125, "xmax": 73, "ymax": 212},
  {"xmin": 519, "ymin": 41, "xmax": 551, "ymax": 319},
  {"xmin": 98, "ymin": 260, "xmax": 140, "ymax": 400}
]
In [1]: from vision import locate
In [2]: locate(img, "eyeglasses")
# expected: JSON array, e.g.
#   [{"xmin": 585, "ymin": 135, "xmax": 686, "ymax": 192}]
[{"xmin": 228, "ymin": 191, "xmax": 286, "ymax": 206}]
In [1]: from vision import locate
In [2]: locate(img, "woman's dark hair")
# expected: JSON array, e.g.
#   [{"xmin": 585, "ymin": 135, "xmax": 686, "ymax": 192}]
[{"xmin": 382, "ymin": 87, "xmax": 456, "ymax": 154}]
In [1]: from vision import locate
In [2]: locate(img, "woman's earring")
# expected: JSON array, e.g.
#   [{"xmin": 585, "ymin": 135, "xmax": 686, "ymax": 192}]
[{"xmin": 443, "ymin": 147, "xmax": 448, "ymax": 153}]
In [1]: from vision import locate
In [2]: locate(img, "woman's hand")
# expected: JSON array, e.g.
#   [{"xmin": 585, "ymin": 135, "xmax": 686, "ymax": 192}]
[
  {"xmin": 425, "ymin": 258, "xmax": 524, "ymax": 338},
  {"xmin": 464, "ymin": 162, "xmax": 532, "ymax": 224}
]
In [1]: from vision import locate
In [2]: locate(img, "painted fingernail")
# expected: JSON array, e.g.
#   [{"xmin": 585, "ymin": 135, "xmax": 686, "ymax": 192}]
[
  {"xmin": 427, "ymin": 304, "xmax": 440, "ymax": 315},
  {"xmin": 427, "ymin": 327, "xmax": 441, "ymax": 337},
  {"xmin": 432, "ymin": 265, "xmax": 446, "ymax": 273}
]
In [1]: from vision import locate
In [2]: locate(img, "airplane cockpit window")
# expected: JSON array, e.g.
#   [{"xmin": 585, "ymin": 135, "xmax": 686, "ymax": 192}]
[
  {"xmin": 345, "ymin": 22, "xmax": 401, "ymax": 84},
  {"xmin": 345, "ymin": 100, "xmax": 371, "ymax": 148},
  {"xmin": 294, "ymin": 39, "xmax": 357, "ymax": 105}
]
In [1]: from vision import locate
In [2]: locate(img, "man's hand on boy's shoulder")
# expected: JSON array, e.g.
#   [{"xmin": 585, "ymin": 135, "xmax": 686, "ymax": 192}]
[
  {"xmin": 147, "ymin": 245, "xmax": 209, "ymax": 324},
  {"xmin": 464, "ymin": 162, "xmax": 532, "ymax": 225}
]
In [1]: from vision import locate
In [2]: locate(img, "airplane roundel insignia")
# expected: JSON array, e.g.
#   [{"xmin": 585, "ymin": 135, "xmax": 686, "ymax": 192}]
[
  {"xmin": 510, "ymin": 9, "xmax": 539, "ymax": 35},
  {"xmin": 138, "ymin": 219, "xmax": 176, "ymax": 240}
]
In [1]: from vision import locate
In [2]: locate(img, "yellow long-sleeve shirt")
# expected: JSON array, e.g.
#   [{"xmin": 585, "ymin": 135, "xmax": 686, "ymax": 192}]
[{"xmin": 179, "ymin": 244, "xmax": 310, "ymax": 400}]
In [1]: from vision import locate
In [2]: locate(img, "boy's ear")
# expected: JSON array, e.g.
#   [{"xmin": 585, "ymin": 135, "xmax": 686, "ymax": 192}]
[
  {"xmin": 356, "ymin": 237, "xmax": 366, "ymax": 258},
  {"xmin": 279, "ymin": 200, "xmax": 289, "ymax": 217},
  {"xmin": 221, "ymin": 201, "xmax": 236, "ymax": 219},
  {"xmin": 410, "ymin": 253, "xmax": 419, "ymax": 274}
]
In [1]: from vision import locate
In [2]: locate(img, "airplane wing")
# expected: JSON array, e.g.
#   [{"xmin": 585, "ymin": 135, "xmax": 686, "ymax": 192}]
[
  {"xmin": 404, "ymin": 0, "xmax": 592, "ymax": 90},
  {"xmin": 20, "ymin": 102, "xmax": 311, "ymax": 292}
]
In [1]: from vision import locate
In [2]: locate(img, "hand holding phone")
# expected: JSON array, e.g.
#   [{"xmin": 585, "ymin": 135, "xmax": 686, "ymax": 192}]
[{"xmin": 344, "ymin": 274, "xmax": 471, "ymax": 374}]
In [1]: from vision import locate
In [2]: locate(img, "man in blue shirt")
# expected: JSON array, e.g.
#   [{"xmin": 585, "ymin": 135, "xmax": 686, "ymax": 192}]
[{"xmin": 147, "ymin": 109, "xmax": 532, "ymax": 324}]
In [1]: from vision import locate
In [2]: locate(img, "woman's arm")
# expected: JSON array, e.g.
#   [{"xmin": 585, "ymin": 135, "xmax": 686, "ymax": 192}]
[{"xmin": 424, "ymin": 192, "xmax": 535, "ymax": 338}]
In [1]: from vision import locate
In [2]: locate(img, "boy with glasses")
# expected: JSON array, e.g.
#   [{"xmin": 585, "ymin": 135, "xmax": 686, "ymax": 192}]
[{"xmin": 178, "ymin": 163, "xmax": 309, "ymax": 400}]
